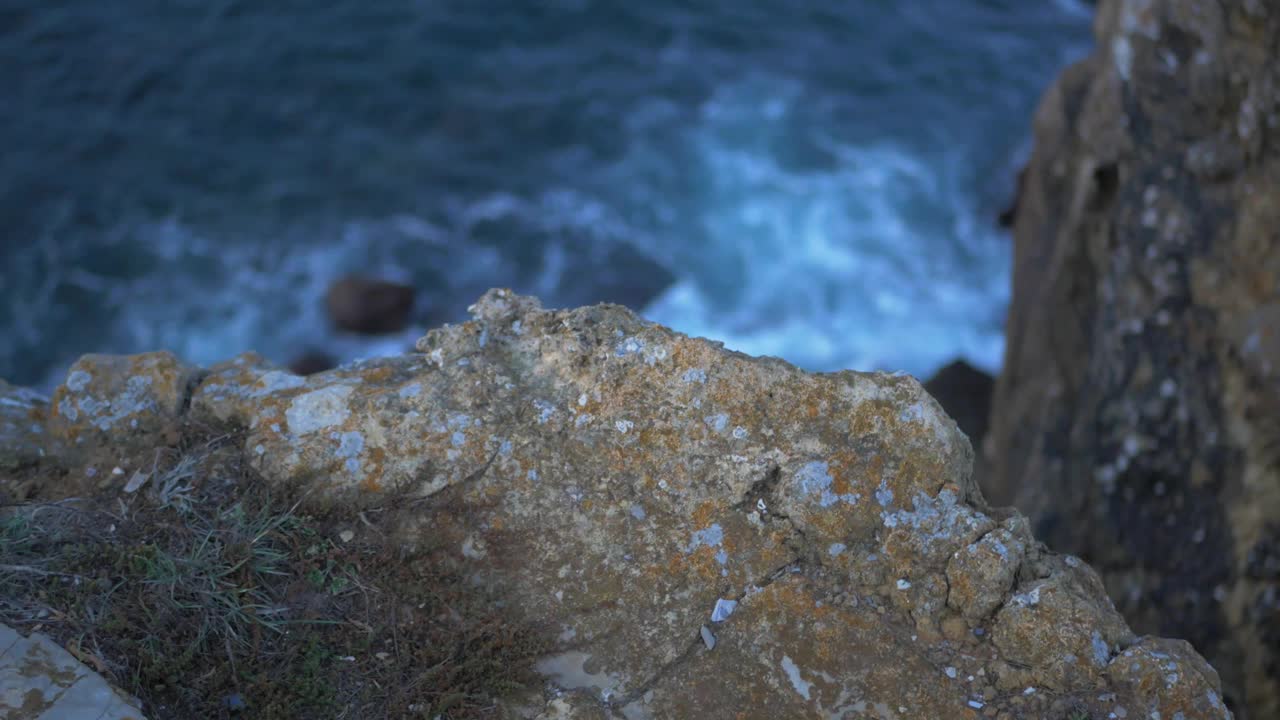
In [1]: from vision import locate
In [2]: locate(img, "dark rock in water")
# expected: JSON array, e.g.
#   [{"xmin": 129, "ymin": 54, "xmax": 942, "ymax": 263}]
[
  {"xmin": 923, "ymin": 359, "xmax": 993, "ymax": 452},
  {"xmin": 287, "ymin": 350, "xmax": 336, "ymax": 376},
  {"xmin": 325, "ymin": 276, "xmax": 415, "ymax": 335},
  {"xmin": 988, "ymin": 0, "xmax": 1280, "ymax": 715}
]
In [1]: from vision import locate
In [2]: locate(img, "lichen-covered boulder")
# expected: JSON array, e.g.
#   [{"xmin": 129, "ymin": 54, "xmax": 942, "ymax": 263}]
[
  {"xmin": 986, "ymin": 0, "xmax": 1280, "ymax": 715},
  {"xmin": 47, "ymin": 352, "xmax": 201, "ymax": 456},
  {"xmin": 173, "ymin": 289, "xmax": 1231, "ymax": 719},
  {"xmin": 0, "ymin": 380, "xmax": 47, "ymax": 471}
]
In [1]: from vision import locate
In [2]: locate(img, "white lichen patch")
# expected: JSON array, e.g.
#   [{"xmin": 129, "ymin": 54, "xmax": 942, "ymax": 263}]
[
  {"xmin": 881, "ymin": 490, "xmax": 992, "ymax": 559},
  {"xmin": 704, "ymin": 414, "xmax": 729, "ymax": 433},
  {"xmin": 251, "ymin": 370, "xmax": 306, "ymax": 397},
  {"xmin": 1010, "ymin": 584, "xmax": 1043, "ymax": 608},
  {"xmin": 685, "ymin": 524, "xmax": 724, "ymax": 553},
  {"xmin": 534, "ymin": 399, "xmax": 556, "ymax": 424},
  {"xmin": 681, "ymin": 368, "xmax": 707, "ymax": 384},
  {"xmin": 795, "ymin": 461, "xmax": 858, "ymax": 507},
  {"xmin": 781, "ymin": 655, "xmax": 813, "ymax": 700},
  {"xmin": 66, "ymin": 370, "xmax": 91, "ymax": 392},
  {"xmin": 616, "ymin": 337, "xmax": 645, "ymax": 357},
  {"xmin": 286, "ymin": 386, "xmax": 353, "ymax": 435}
]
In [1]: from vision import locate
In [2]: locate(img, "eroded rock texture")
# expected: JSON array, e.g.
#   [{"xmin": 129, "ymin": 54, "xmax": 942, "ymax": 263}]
[
  {"xmin": 987, "ymin": 0, "xmax": 1280, "ymax": 716},
  {"xmin": 21, "ymin": 290, "xmax": 1234, "ymax": 719}
]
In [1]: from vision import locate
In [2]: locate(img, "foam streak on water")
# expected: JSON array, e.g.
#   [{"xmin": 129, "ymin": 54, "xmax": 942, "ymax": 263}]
[{"xmin": 0, "ymin": 0, "xmax": 1092, "ymax": 388}]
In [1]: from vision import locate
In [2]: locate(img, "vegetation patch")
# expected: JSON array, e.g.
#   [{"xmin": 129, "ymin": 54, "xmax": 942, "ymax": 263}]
[{"xmin": 0, "ymin": 424, "xmax": 549, "ymax": 719}]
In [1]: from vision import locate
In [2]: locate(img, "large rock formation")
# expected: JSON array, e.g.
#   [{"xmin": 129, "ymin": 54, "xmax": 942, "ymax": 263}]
[
  {"xmin": 8, "ymin": 290, "xmax": 1234, "ymax": 719},
  {"xmin": 987, "ymin": 0, "xmax": 1280, "ymax": 716}
]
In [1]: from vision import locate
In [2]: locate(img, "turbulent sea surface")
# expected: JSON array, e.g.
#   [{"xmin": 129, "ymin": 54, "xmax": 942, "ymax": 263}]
[{"xmin": 0, "ymin": 0, "xmax": 1092, "ymax": 388}]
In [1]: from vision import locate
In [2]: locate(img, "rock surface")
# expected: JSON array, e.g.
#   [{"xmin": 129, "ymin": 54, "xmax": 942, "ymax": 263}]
[
  {"xmin": 47, "ymin": 352, "xmax": 200, "ymax": 463},
  {"xmin": 0, "ymin": 622, "xmax": 146, "ymax": 720},
  {"xmin": 13, "ymin": 290, "xmax": 1235, "ymax": 719},
  {"xmin": 986, "ymin": 0, "xmax": 1280, "ymax": 716}
]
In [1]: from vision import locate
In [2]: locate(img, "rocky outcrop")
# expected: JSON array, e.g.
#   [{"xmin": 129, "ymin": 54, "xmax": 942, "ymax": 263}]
[
  {"xmin": 0, "ymin": 623, "xmax": 146, "ymax": 720},
  {"xmin": 15, "ymin": 290, "xmax": 1234, "ymax": 719},
  {"xmin": 987, "ymin": 0, "xmax": 1280, "ymax": 716}
]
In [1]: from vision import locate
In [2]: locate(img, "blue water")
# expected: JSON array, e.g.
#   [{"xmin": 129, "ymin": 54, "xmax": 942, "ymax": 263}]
[{"xmin": 0, "ymin": 0, "xmax": 1092, "ymax": 388}]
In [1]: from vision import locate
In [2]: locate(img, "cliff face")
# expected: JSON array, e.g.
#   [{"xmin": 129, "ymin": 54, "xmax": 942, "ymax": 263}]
[
  {"xmin": 4, "ymin": 290, "xmax": 1235, "ymax": 719},
  {"xmin": 987, "ymin": 0, "xmax": 1280, "ymax": 716}
]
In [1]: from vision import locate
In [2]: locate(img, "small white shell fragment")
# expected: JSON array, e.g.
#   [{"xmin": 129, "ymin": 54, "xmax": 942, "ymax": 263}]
[
  {"xmin": 711, "ymin": 598, "xmax": 738, "ymax": 622},
  {"xmin": 700, "ymin": 625, "xmax": 717, "ymax": 650},
  {"xmin": 339, "ymin": 530, "xmax": 355, "ymax": 543}
]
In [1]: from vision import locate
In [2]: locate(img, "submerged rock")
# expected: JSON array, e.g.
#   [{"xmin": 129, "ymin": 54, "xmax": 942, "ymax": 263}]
[
  {"xmin": 987, "ymin": 0, "xmax": 1280, "ymax": 715},
  {"xmin": 324, "ymin": 275, "xmax": 415, "ymax": 335},
  {"xmin": 286, "ymin": 350, "xmax": 337, "ymax": 376},
  {"xmin": 9, "ymin": 289, "xmax": 1234, "ymax": 719},
  {"xmin": 922, "ymin": 359, "xmax": 994, "ymax": 454}
]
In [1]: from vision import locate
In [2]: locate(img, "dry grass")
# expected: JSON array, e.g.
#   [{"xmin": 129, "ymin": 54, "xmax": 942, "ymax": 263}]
[{"xmin": 0, "ymin": 424, "xmax": 549, "ymax": 719}]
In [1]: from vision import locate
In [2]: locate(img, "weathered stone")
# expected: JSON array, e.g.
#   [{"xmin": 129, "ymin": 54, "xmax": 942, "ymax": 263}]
[
  {"xmin": 47, "ymin": 352, "xmax": 201, "ymax": 456},
  {"xmin": 32, "ymin": 290, "xmax": 1232, "ymax": 718},
  {"xmin": 991, "ymin": 561, "xmax": 1134, "ymax": 691},
  {"xmin": 947, "ymin": 521, "xmax": 1028, "ymax": 621},
  {"xmin": 987, "ymin": 0, "xmax": 1280, "ymax": 715},
  {"xmin": 0, "ymin": 622, "xmax": 146, "ymax": 719},
  {"xmin": 1107, "ymin": 638, "xmax": 1236, "ymax": 720},
  {"xmin": 0, "ymin": 381, "xmax": 47, "ymax": 471}
]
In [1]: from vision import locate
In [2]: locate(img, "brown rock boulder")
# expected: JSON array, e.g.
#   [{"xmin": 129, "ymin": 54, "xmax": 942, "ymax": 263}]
[
  {"xmin": 19, "ymin": 290, "xmax": 1233, "ymax": 718},
  {"xmin": 325, "ymin": 275, "xmax": 415, "ymax": 335},
  {"xmin": 47, "ymin": 351, "xmax": 202, "ymax": 461},
  {"xmin": 129, "ymin": 289, "xmax": 1229, "ymax": 718},
  {"xmin": 987, "ymin": 0, "xmax": 1280, "ymax": 715}
]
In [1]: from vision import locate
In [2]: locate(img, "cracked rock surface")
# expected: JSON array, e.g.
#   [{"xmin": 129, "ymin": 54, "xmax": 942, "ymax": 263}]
[{"xmin": 15, "ymin": 290, "xmax": 1232, "ymax": 719}]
